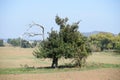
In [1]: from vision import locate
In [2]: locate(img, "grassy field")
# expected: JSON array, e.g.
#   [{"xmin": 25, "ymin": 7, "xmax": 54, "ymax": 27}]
[
  {"xmin": 0, "ymin": 47, "xmax": 51, "ymax": 68},
  {"xmin": 0, "ymin": 47, "xmax": 120, "ymax": 69},
  {"xmin": 0, "ymin": 47, "xmax": 120, "ymax": 80},
  {"xmin": 87, "ymin": 52, "xmax": 120, "ymax": 64}
]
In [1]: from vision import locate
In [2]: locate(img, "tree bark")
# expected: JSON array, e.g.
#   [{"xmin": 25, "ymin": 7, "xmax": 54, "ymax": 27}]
[{"xmin": 51, "ymin": 56, "xmax": 58, "ymax": 68}]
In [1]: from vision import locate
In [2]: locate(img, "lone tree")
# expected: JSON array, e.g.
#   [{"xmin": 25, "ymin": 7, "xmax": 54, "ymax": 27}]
[{"xmin": 33, "ymin": 16, "xmax": 91, "ymax": 68}]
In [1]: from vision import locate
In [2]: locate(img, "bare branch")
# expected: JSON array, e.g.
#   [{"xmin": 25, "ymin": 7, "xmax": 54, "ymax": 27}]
[
  {"xmin": 32, "ymin": 21, "xmax": 44, "ymax": 33},
  {"xmin": 25, "ymin": 22, "xmax": 45, "ymax": 40}
]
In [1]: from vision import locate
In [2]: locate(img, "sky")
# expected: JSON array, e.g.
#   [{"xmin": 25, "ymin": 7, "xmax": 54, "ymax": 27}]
[{"xmin": 0, "ymin": 0, "xmax": 120, "ymax": 40}]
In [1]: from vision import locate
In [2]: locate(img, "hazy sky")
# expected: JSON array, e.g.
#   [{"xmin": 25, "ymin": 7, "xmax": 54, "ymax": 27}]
[{"xmin": 0, "ymin": 0, "xmax": 120, "ymax": 40}]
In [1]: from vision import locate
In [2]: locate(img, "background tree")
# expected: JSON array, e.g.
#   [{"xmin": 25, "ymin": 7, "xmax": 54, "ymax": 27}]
[
  {"xmin": 7, "ymin": 38, "xmax": 37, "ymax": 48},
  {"xmin": 114, "ymin": 34, "xmax": 120, "ymax": 52},
  {"xmin": 0, "ymin": 39, "xmax": 4, "ymax": 46},
  {"xmin": 7, "ymin": 38, "xmax": 21, "ymax": 47},
  {"xmin": 89, "ymin": 32, "xmax": 115, "ymax": 51},
  {"xmin": 33, "ymin": 16, "xmax": 91, "ymax": 68},
  {"xmin": 21, "ymin": 40, "xmax": 31, "ymax": 48},
  {"xmin": 89, "ymin": 32, "xmax": 120, "ymax": 53}
]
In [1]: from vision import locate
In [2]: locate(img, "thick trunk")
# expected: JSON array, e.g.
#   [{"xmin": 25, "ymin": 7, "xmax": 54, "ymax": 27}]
[
  {"xmin": 55, "ymin": 58, "xmax": 58, "ymax": 68},
  {"xmin": 51, "ymin": 57, "xmax": 58, "ymax": 68}
]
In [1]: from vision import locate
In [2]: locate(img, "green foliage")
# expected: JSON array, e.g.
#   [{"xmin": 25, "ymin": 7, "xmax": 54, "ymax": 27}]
[
  {"xmin": 7, "ymin": 38, "xmax": 37, "ymax": 48},
  {"xmin": 7, "ymin": 38, "xmax": 21, "ymax": 46},
  {"xmin": 33, "ymin": 16, "xmax": 91, "ymax": 68},
  {"xmin": 89, "ymin": 32, "xmax": 119, "ymax": 51},
  {"xmin": 21, "ymin": 40, "xmax": 31, "ymax": 48},
  {"xmin": 115, "ymin": 42, "xmax": 120, "ymax": 50},
  {"xmin": 114, "ymin": 35, "xmax": 120, "ymax": 51}
]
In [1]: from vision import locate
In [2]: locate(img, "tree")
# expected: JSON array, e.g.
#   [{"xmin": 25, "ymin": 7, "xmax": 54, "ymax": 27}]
[
  {"xmin": 89, "ymin": 32, "xmax": 115, "ymax": 51},
  {"xmin": 21, "ymin": 40, "xmax": 32, "ymax": 48},
  {"xmin": 7, "ymin": 38, "xmax": 20, "ymax": 47},
  {"xmin": 33, "ymin": 30, "xmax": 61, "ymax": 68},
  {"xmin": 31, "ymin": 40, "xmax": 38, "ymax": 48},
  {"xmin": 114, "ymin": 33, "xmax": 120, "ymax": 51},
  {"xmin": 7, "ymin": 38, "xmax": 33, "ymax": 48},
  {"xmin": 33, "ymin": 16, "xmax": 91, "ymax": 68},
  {"xmin": 0, "ymin": 39, "xmax": 4, "ymax": 46}
]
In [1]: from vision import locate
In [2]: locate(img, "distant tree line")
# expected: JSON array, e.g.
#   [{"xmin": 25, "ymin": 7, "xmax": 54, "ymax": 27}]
[
  {"xmin": 7, "ymin": 38, "xmax": 38, "ymax": 48},
  {"xmin": 89, "ymin": 32, "xmax": 120, "ymax": 52}
]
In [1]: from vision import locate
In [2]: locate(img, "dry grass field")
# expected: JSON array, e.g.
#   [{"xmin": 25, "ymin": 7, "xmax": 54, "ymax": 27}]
[
  {"xmin": 87, "ymin": 52, "xmax": 120, "ymax": 64},
  {"xmin": 0, "ymin": 47, "xmax": 51, "ymax": 68},
  {"xmin": 0, "ymin": 47, "xmax": 120, "ymax": 80}
]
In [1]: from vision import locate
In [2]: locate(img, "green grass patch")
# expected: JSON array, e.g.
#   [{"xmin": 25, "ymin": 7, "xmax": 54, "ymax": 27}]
[
  {"xmin": 0, "ymin": 67, "xmax": 58, "ymax": 74},
  {"xmin": 82, "ymin": 63, "xmax": 120, "ymax": 70},
  {"xmin": 0, "ymin": 63, "xmax": 120, "ymax": 74}
]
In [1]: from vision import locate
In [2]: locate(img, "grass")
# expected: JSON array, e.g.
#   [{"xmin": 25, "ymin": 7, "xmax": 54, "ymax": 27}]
[
  {"xmin": 83, "ymin": 63, "xmax": 120, "ymax": 70},
  {"xmin": 0, "ymin": 68, "xmax": 54, "ymax": 74},
  {"xmin": 86, "ymin": 52, "xmax": 120, "ymax": 64},
  {"xmin": 0, "ymin": 63, "xmax": 120, "ymax": 74},
  {"xmin": 0, "ymin": 47, "xmax": 120, "ymax": 74}
]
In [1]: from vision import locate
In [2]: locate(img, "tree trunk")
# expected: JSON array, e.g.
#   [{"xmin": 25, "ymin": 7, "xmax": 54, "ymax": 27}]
[
  {"xmin": 51, "ymin": 56, "xmax": 58, "ymax": 68},
  {"xmin": 55, "ymin": 58, "xmax": 58, "ymax": 68}
]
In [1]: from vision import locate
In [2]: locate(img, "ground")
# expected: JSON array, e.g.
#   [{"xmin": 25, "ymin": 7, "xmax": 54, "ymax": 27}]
[
  {"xmin": 0, "ymin": 47, "xmax": 120, "ymax": 80},
  {"xmin": 0, "ymin": 68, "xmax": 120, "ymax": 80}
]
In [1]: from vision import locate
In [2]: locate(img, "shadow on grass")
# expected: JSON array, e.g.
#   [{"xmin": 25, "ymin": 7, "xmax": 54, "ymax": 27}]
[
  {"xmin": 0, "ymin": 64, "xmax": 77, "ymax": 74},
  {"xmin": 0, "ymin": 63, "xmax": 120, "ymax": 74},
  {"xmin": 20, "ymin": 64, "xmax": 76, "ymax": 69},
  {"xmin": 20, "ymin": 63, "xmax": 120, "ymax": 70}
]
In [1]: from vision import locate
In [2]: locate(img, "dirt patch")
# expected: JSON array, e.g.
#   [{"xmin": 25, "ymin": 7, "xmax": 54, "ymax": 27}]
[{"xmin": 0, "ymin": 68, "xmax": 120, "ymax": 80}]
